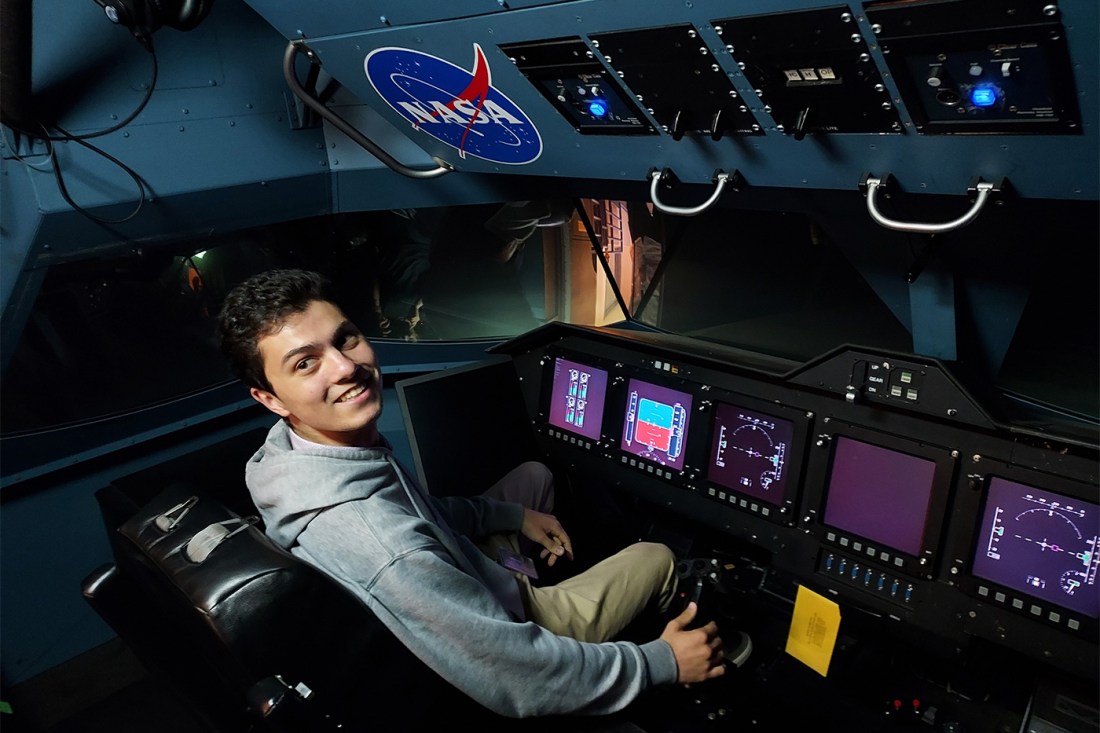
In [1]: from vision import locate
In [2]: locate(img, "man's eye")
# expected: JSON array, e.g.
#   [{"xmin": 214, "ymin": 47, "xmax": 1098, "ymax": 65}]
[
  {"xmin": 340, "ymin": 333, "xmax": 360, "ymax": 349},
  {"xmin": 295, "ymin": 357, "xmax": 316, "ymax": 371}
]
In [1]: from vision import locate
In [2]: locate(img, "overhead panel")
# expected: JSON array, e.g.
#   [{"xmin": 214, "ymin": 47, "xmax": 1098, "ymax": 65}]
[
  {"xmin": 589, "ymin": 25, "xmax": 762, "ymax": 139},
  {"xmin": 864, "ymin": 0, "xmax": 1082, "ymax": 134},
  {"xmin": 499, "ymin": 37, "xmax": 656, "ymax": 134},
  {"xmin": 717, "ymin": 6, "xmax": 902, "ymax": 137}
]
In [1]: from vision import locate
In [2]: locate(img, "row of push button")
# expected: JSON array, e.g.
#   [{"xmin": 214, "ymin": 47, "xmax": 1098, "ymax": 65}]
[
  {"xmin": 975, "ymin": 584, "xmax": 1084, "ymax": 632},
  {"xmin": 826, "ymin": 531, "xmax": 906, "ymax": 569},
  {"xmin": 705, "ymin": 486, "xmax": 774, "ymax": 519},
  {"xmin": 620, "ymin": 455, "xmax": 676, "ymax": 481},
  {"xmin": 546, "ymin": 429, "xmax": 594, "ymax": 450}
]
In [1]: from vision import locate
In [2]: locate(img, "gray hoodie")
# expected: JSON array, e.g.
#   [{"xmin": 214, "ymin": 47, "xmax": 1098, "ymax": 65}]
[{"xmin": 246, "ymin": 420, "xmax": 678, "ymax": 718}]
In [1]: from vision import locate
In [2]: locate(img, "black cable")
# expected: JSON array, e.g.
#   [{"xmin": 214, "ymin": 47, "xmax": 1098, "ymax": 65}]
[
  {"xmin": 3, "ymin": 43, "xmax": 158, "ymax": 143},
  {"xmin": 3, "ymin": 39, "xmax": 159, "ymax": 223},
  {"xmin": 48, "ymin": 125, "xmax": 151, "ymax": 224}
]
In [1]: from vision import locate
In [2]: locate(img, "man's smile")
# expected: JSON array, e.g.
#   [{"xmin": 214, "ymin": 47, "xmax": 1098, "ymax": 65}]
[{"xmin": 335, "ymin": 381, "xmax": 369, "ymax": 403}]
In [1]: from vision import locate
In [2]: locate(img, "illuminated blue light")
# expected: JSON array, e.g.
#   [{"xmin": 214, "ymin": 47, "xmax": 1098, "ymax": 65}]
[
  {"xmin": 588, "ymin": 99, "xmax": 608, "ymax": 118},
  {"xmin": 970, "ymin": 86, "xmax": 997, "ymax": 107}
]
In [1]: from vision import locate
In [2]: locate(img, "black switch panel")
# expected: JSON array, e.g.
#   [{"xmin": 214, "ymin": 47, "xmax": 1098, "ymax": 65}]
[
  {"xmin": 590, "ymin": 24, "xmax": 763, "ymax": 140},
  {"xmin": 500, "ymin": 37, "xmax": 656, "ymax": 135},
  {"xmin": 865, "ymin": 0, "xmax": 1082, "ymax": 134},
  {"xmin": 717, "ymin": 6, "xmax": 902, "ymax": 137}
]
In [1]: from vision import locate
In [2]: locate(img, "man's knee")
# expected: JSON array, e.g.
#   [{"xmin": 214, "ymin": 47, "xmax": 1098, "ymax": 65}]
[
  {"xmin": 631, "ymin": 542, "xmax": 676, "ymax": 574},
  {"xmin": 627, "ymin": 542, "xmax": 677, "ymax": 605},
  {"xmin": 516, "ymin": 461, "xmax": 555, "ymax": 511},
  {"xmin": 490, "ymin": 461, "xmax": 555, "ymax": 511}
]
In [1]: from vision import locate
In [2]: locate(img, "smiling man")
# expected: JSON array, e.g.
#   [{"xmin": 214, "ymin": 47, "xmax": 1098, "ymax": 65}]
[{"xmin": 216, "ymin": 268, "xmax": 725, "ymax": 718}]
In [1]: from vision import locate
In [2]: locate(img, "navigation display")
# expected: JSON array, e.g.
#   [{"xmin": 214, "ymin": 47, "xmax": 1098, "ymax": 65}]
[
  {"xmin": 547, "ymin": 357, "xmax": 608, "ymax": 441},
  {"xmin": 706, "ymin": 401, "xmax": 795, "ymax": 507},
  {"xmin": 972, "ymin": 476, "xmax": 1099, "ymax": 618},
  {"xmin": 620, "ymin": 378, "xmax": 692, "ymax": 470},
  {"xmin": 822, "ymin": 436, "xmax": 938, "ymax": 556}
]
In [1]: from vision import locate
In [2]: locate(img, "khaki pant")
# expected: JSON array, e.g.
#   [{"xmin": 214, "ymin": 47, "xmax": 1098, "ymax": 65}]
[{"xmin": 481, "ymin": 462, "xmax": 678, "ymax": 643}]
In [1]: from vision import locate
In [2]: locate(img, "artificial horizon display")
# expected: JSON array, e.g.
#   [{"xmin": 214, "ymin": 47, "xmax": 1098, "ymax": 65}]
[
  {"xmin": 705, "ymin": 401, "xmax": 796, "ymax": 507},
  {"xmin": 972, "ymin": 476, "xmax": 1100, "ymax": 619}
]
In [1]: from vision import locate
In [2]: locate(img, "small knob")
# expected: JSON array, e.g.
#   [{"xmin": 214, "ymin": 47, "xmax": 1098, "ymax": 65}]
[{"xmin": 927, "ymin": 65, "xmax": 948, "ymax": 88}]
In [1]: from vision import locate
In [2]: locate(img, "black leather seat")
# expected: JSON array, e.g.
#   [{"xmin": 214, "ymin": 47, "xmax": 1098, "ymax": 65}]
[{"xmin": 83, "ymin": 481, "xmax": 647, "ymax": 732}]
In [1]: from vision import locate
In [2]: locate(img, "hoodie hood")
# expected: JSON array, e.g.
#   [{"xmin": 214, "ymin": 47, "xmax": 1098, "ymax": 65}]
[{"xmin": 246, "ymin": 420, "xmax": 418, "ymax": 549}]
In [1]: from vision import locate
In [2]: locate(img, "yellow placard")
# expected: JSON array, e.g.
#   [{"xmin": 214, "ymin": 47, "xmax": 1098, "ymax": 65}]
[{"xmin": 784, "ymin": 585, "xmax": 841, "ymax": 677}]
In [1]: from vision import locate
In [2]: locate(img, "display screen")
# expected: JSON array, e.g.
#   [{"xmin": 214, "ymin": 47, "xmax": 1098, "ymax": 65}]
[
  {"xmin": 706, "ymin": 402, "xmax": 796, "ymax": 506},
  {"xmin": 620, "ymin": 378, "xmax": 692, "ymax": 470},
  {"xmin": 822, "ymin": 436, "xmax": 938, "ymax": 556},
  {"xmin": 972, "ymin": 477, "xmax": 1100, "ymax": 618},
  {"xmin": 547, "ymin": 357, "xmax": 609, "ymax": 440}
]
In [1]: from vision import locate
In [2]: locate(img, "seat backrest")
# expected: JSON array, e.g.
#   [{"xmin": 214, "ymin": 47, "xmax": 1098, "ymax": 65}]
[{"xmin": 94, "ymin": 482, "xmax": 500, "ymax": 730}]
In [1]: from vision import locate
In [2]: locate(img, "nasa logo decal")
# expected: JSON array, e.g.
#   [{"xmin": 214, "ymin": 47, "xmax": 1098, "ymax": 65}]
[{"xmin": 365, "ymin": 44, "xmax": 543, "ymax": 165}]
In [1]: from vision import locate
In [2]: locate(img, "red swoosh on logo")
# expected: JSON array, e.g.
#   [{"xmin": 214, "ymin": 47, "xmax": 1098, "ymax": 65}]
[{"xmin": 439, "ymin": 44, "xmax": 491, "ymax": 158}]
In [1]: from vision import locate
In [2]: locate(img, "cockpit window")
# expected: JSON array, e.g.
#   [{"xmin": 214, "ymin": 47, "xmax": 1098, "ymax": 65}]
[
  {"xmin": 0, "ymin": 203, "xmax": 625, "ymax": 435},
  {"xmin": 3, "ymin": 196, "xmax": 1095, "ymax": 438},
  {"xmin": 596, "ymin": 200, "xmax": 914, "ymax": 361},
  {"xmin": 582, "ymin": 194, "xmax": 1099, "ymax": 433}
]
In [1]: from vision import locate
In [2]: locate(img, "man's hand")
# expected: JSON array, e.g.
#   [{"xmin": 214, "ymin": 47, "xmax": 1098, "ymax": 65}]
[
  {"xmin": 520, "ymin": 508, "xmax": 574, "ymax": 567},
  {"xmin": 660, "ymin": 602, "xmax": 726, "ymax": 684}
]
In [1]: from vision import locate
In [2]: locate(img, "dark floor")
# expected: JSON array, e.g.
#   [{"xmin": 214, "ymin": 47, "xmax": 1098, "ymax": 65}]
[{"xmin": 4, "ymin": 638, "xmax": 214, "ymax": 733}]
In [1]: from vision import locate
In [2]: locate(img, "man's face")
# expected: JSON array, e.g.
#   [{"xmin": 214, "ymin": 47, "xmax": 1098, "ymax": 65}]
[{"xmin": 250, "ymin": 300, "xmax": 383, "ymax": 447}]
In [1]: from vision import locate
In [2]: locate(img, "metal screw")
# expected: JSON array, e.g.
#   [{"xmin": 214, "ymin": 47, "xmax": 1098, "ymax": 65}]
[
  {"xmin": 1042, "ymin": 4, "xmax": 1058, "ymax": 16},
  {"xmin": 841, "ymin": 12, "xmax": 852, "ymax": 22}
]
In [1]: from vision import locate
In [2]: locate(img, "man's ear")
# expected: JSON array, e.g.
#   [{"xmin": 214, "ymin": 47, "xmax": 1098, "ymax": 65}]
[{"xmin": 250, "ymin": 387, "xmax": 291, "ymax": 418}]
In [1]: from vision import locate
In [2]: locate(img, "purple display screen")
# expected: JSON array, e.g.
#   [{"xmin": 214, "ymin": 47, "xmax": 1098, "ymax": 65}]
[
  {"xmin": 971, "ymin": 477, "xmax": 1099, "ymax": 618},
  {"xmin": 547, "ymin": 357, "xmax": 608, "ymax": 440},
  {"xmin": 822, "ymin": 436, "xmax": 937, "ymax": 556},
  {"xmin": 706, "ymin": 402, "xmax": 795, "ymax": 506},
  {"xmin": 620, "ymin": 378, "xmax": 692, "ymax": 470}
]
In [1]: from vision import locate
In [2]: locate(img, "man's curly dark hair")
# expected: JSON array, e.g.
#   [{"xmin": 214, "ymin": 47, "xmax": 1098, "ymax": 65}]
[{"xmin": 216, "ymin": 269, "xmax": 341, "ymax": 392}]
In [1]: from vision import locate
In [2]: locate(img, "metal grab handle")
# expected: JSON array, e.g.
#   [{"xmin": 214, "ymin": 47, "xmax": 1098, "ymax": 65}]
[
  {"xmin": 283, "ymin": 41, "xmax": 453, "ymax": 180},
  {"xmin": 863, "ymin": 175, "xmax": 998, "ymax": 234},
  {"xmin": 649, "ymin": 168, "xmax": 731, "ymax": 217}
]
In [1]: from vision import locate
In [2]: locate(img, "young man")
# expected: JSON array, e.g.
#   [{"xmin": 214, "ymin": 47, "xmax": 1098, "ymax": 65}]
[{"xmin": 216, "ymin": 268, "xmax": 725, "ymax": 718}]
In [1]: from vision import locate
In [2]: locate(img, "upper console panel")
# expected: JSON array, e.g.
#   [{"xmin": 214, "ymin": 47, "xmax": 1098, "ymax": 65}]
[{"xmin": 245, "ymin": 0, "xmax": 1098, "ymax": 199}]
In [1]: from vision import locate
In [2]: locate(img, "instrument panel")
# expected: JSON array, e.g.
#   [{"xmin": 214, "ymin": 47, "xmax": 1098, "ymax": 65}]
[{"xmin": 501, "ymin": 324, "xmax": 1099, "ymax": 682}]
